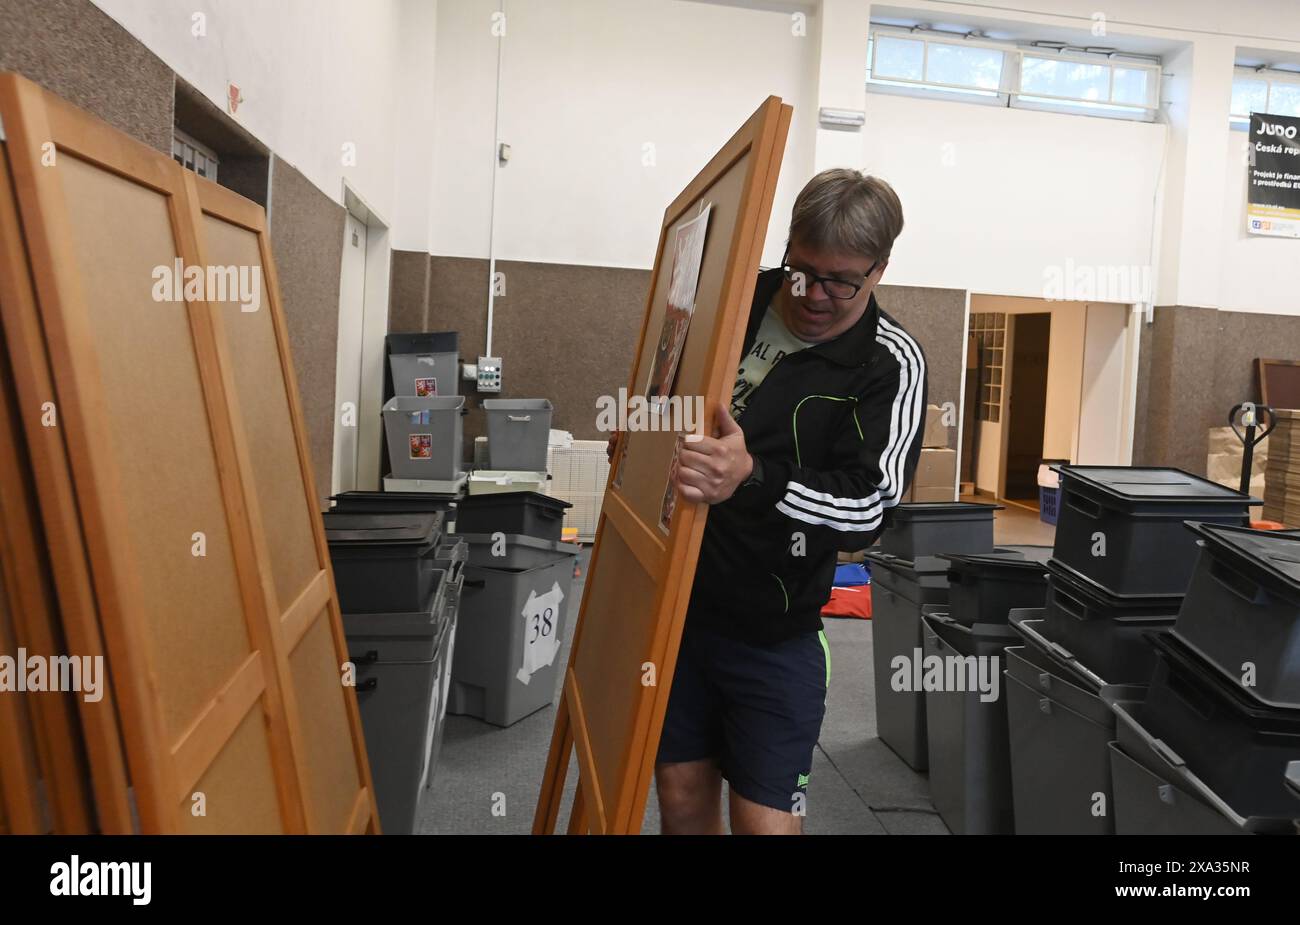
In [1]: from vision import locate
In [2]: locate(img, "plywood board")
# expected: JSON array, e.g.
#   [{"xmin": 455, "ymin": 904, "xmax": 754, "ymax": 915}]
[
  {"xmin": 534, "ymin": 97, "xmax": 791, "ymax": 834},
  {"xmin": 0, "ymin": 71, "xmax": 376, "ymax": 833}
]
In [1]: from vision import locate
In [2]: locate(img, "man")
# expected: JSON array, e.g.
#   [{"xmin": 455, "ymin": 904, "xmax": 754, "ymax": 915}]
[{"xmin": 656, "ymin": 168, "xmax": 927, "ymax": 834}]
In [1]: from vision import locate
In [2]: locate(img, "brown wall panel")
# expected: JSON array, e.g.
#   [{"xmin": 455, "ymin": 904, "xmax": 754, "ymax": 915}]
[
  {"xmin": 875, "ymin": 283, "xmax": 964, "ymax": 449},
  {"xmin": 388, "ymin": 250, "xmax": 431, "ymax": 334},
  {"xmin": 268, "ymin": 158, "xmax": 344, "ymax": 506},
  {"xmin": 1133, "ymin": 305, "xmax": 1300, "ymax": 476},
  {"xmin": 0, "ymin": 0, "xmax": 173, "ymax": 153}
]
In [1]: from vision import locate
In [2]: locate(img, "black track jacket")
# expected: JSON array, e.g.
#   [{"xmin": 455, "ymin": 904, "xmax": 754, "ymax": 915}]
[{"xmin": 686, "ymin": 267, "xmax": 928, "ymax": 645}]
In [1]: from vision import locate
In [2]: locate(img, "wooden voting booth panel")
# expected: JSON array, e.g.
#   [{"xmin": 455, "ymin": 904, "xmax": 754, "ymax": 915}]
[
  {"xmin": 0, "ymin": 141, "xmax": 127, "ymax": 833},
  {"xmin": 534, "ymin": 97, "xmax": 791, "ymax": 834},
  {"xmin": 0, "ymin": 73, "xmax": 377, "ymax": 833}
]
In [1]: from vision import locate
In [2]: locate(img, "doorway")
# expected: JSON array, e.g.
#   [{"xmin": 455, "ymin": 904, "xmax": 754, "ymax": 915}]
[
  {"xmin": 331, "ymin": 183, "xmax": 391, "ymax": 496},
  {"xmin": 1004, "ymin": 313, "xmax": 1050, "ymax": 501}
]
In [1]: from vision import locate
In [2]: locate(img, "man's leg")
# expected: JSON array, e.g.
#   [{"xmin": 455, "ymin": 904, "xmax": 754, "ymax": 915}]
[
  {"xmin": 729, "ymin": 787, "xmax": 802, "ymax": 835},
  {"xmin": 717, "ymin": 627, "xmax": 829, "ymax": 835},
  {"xmin": 655, "ymin": 759, "xmax": 725, "ymax": 835}
]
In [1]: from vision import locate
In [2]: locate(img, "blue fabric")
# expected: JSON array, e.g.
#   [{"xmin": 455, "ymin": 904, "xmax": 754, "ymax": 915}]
[{"xmin": 833, "ymin": 562, "xmax": 870, "ymax": 587}]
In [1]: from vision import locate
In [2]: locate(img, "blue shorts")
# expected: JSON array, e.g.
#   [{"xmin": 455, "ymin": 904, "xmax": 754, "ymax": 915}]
[{"xmin": 656, "ymin": 620, "xmax": 830, "ymax": 813}]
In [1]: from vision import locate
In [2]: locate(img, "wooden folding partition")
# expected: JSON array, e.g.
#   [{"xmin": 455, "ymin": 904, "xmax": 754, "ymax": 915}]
[
  {"xmin": 0, "ymin": 72, "xmax": 377, "ymax": 833},
  {"xmin": 533, "ymin": 97, "xmax": 791, "ymax": 834}
]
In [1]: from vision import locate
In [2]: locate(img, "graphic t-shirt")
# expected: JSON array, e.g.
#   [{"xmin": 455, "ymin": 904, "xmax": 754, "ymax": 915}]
[{"xmin": 730, "ymin": 302, "xmax": 816, "ymax": 420}]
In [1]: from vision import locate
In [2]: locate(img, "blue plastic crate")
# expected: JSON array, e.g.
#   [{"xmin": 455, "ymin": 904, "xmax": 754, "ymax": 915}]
[{"xmin": 1039, "ymin": 486, "xmax": 1060, "ymax": 525}]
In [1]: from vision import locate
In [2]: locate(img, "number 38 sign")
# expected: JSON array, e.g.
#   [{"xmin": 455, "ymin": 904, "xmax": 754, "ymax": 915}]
[{"xmin": 518, "ymin": 582, "xmax": 565, "ymax": 685}]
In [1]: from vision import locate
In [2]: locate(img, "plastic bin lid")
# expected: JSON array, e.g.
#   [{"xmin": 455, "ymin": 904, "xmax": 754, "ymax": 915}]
[
  {"xmin": 1045, "ymin": 557, "xmax": 1185, "ymax": 609},
  {"xmin": 1185, "ymin": 521, "xmax": 1300, "ymax": 594},
  {"xmin": 323, "ymin": 512, "xmax": 443, "ymax": 547},
  {"xmin": 1052, "ymin": 466, "xmax": 1255, "ymax": 504},
  {"xmin": 940, "ymin": 551, "xmax": 1050, "ymax": 576},
  {"xmin": 457, "ymin": 491, "xmax": 571, "ymax": 512},
  {"xmin": 387, "ymin": 331, "xmax": 458, "ymax": 355},
  {"xmin": 891, "ymin": 501, "xmax": 1002, "ymax": 520}
]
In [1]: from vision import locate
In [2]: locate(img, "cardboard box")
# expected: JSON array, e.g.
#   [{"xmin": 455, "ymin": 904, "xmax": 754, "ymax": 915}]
[
  {"xmin": 1208, "ymin": 425, "xmax": 1268, "ymax": 459},
  {"xmin": 912, "ymin": 447, "xmax": 957, "ymax": 489},
  {"xmin": 922, "ymin": 404, "xmax": 949, "ymax": 449},
  {"xmin": 911, "ymin": 486, "xmax": 956, "ymax": 503}
]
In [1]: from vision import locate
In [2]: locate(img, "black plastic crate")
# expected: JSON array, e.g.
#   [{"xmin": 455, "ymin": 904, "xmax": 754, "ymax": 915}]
[
  {"xmin": 330, "ymin": 490, "xmax": 456, "ymax": 515},
  {"xmin": 1007, "ymin": 607, "xmax": 1107, "ymax": 691},
  {"xmin": 879, "ymin": 501, "xmax": 1001, "ymax": 561},
  {"xmin": 1173, "ymin": 522, "xmax": 1300, "ymax": 710},
  {"xmin": 1051, "ymin": 466, "xmax": 1253, "ymax": 597},
  {"xmin": 1142, "ymin": 632, "xmax": 1300, "ymax": 820},
  {"xmin": 324, "ymin": 512, "xmax": 444, "ymax": 614},
  {"xmin": 1102, "ymin": 687, "xmax": 1297, "ymax": 835},
  {"xmin": 453, "ymin": 491, "xmax": 571, "ymax": 544},
  {"xmin": 942, "ymin": 553, "xmax": 1049, "ymax": 627},
  {"xmin": 864, "ymin": 551, "xmax": 950, "ymax": 606},
  {"xmin": 1042, "ymin": 560, "xmax": 1180, "ymax": 683}
]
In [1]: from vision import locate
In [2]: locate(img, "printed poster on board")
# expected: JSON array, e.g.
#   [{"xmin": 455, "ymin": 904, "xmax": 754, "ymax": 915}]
[
  {"xmin": 1247, "ymin": 112, "xmax": 1300, "ymax": 238},
  {"xmin": 645, "ymin": 203, "xmax": 712, "ymax": 410}
]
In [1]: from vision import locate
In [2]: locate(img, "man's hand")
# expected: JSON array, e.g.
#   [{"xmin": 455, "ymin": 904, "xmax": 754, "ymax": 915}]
[
  {"xmin": 606, "ymin": 430, "xmax": 620, "ymax": 463},
  {"xmin": 674, "ymin": 402, "xmax": 753, "ymax": 504}
]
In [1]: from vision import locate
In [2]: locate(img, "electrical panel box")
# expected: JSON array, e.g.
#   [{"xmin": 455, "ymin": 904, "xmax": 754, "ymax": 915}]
[{"xmin": 477, "ymin": 356, "xmax": 502, "ymax": 393}]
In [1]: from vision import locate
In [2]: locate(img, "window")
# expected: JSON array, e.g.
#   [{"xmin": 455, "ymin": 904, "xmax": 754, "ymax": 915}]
[
  {"xmin": 969, "ymin": 312, "xmax": 1005, "ymax": 424},
  {"xmin": 172, "ymin": 128, "xmax": 219, "ymax": 181},
  {"xmin": 1231, "ymin": 68, "xmax": 1300, "ymax": 121},
  {"xmin": 867, "ymin": 26, "xmax": 1161, "ymax": 121}
]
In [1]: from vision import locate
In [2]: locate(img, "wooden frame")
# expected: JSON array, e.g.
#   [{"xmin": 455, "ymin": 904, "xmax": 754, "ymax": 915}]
[
  {"xmin": 0, "ymin": 72, "xmax": 377, "ymax": 833},
  {"xmin": 533, "ymin": 97, "xmax": 791, "ymax": 834},
  {"xmin": 0, "ymin": 138, "xmax": 131, "ymax": 833}
]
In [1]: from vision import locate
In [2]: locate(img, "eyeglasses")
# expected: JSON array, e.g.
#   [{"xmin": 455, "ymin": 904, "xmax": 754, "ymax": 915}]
[{"xmin": 780, "ymin": 245, "xmax": 880, "ymax": 301}]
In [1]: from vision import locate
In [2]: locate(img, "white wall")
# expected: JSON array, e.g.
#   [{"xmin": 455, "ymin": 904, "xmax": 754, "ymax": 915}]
[
  {"xmin": 862, "ymin": 92, "xmax": 1166, "ymax": 299},
  {"xmin": 430, "ymin": 0, "xmax": 817, "ymax": 269},
  {"xmin": 90, "ymin": 0, "xmax": 437, "ymax": 248}
]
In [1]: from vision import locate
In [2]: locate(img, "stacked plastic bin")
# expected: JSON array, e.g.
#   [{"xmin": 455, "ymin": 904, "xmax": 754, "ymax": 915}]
[
  {"xmin": 323, "ymin": 509, "xmax": 465, "ymax": 835},
  {"xmin": 382, "ymin": 333, "xmax": 467, "ymax": 489},
  {"xmin": 448, "ymin": 491, "xmax": 577, "ymax": 727},
  {"xmin": 1005, "ymin": 466, "xmax": 1264, "ymax": 834}
]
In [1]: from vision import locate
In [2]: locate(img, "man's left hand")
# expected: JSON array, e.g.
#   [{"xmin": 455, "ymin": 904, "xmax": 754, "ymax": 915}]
[{"xmin": 674, "ymin": 401, "xmax": 753, "ymax": 504}]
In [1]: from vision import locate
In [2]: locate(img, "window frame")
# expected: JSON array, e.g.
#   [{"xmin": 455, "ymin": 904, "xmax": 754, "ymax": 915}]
[
  {"xmin": 866, "ymin": 25, "xmax": 1161, "ymax": 123},
  {"xmin": 1229, "ymin": 66, "xmax": 1300, "ymax": 125}
]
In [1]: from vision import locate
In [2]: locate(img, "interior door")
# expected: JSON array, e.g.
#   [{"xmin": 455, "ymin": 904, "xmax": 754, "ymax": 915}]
[
  {"xmin": 1004, "ymin": 313, "xmax": 1050, "ymax": 501},
  {"xmin": 332, "ymin": 212, "xmax": 368, "ymax": 496}
]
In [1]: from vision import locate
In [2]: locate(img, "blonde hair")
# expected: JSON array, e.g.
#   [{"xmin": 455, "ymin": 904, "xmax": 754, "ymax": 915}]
[{"xmin": 789, "ymin": 169, "xmax": 904, "ymax": 262}]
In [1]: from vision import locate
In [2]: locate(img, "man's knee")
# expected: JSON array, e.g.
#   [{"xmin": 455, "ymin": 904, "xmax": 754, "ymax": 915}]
[{"xmin": 655, "ymin": 760, "xmax": 721, "ymax": 833}]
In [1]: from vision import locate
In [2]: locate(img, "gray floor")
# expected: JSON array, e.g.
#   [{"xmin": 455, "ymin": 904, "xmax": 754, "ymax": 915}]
[{"xmin": 417, "ymin": 507, "xmax": 1053, "ymax": 835}]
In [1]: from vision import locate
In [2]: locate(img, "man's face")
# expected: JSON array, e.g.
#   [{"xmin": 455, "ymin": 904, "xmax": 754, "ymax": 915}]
[{"xmin": 779, "ymin": 239, "xmax": 886, "ymax": 343}]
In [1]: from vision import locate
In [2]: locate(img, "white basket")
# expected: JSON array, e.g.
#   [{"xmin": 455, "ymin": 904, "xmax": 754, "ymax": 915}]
[{"xmin": 545, "ymin": 440, "xmax": 609, "ymax": 542}]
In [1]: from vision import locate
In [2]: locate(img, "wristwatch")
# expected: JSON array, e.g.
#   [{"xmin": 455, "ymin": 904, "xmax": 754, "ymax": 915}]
[{"xmin": 741, "ymin": 454, "xmax": 764, "ymax": 489}]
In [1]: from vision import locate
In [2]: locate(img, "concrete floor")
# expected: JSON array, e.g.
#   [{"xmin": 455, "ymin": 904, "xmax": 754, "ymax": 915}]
[{"xmin": 418, "ymin": 505, "xmax": 1055, "ymax": 835}]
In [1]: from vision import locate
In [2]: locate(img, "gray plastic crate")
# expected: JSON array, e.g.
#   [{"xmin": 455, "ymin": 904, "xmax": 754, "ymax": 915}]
[
  {"xmin": 457, "ymin": 531, "xmax": 573, "ymax": 571},
  {"xmin": 342, "ymin": 583, "xmax": 449, "ymax": 835},
  {"xmin": 864, "ymin": 552, "xmax": 951, "ymax": 605},
  {"xmin": 388, "ymin": 331, "xmax": 459, "ymax": 398},
  {"xmin": 1051, "ymin": 465, "xmax": 1253, "ymax": 597},
  {"xmin": 483, "ymin": 399, "xmax": 553, "ymax": 471},
  {"xmin": 1173, "ymin": 522, "xmax": 1300, "ymax": 709},
  {"xmin": 880, "ymin": 502, "xmax": 1001, "ymax": 560},
  {"xmin": 449, "ymin": 546, "xmax": 577, "ymax": 727},
  {"xmin": 871, "ymin": 585, "xmax": 945, "ymax": 771},
  {"xmin": 421, "ymin": 541, "xmax": 465, "ymax": 792},
  {"xmin": 1103, "ymin": 687, "xmax": 1297, "ymax": 835},
  {"xmin": 921, "ymin": 612, "xmax": 1019, "ymax": 834},
  {"xmin": 383, "ymin": 395, "xmax": 465, "ymax": 481},
  {"xmin": 1005, "ymin": 640, "xmax": 1129, "ymax": 835}
]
